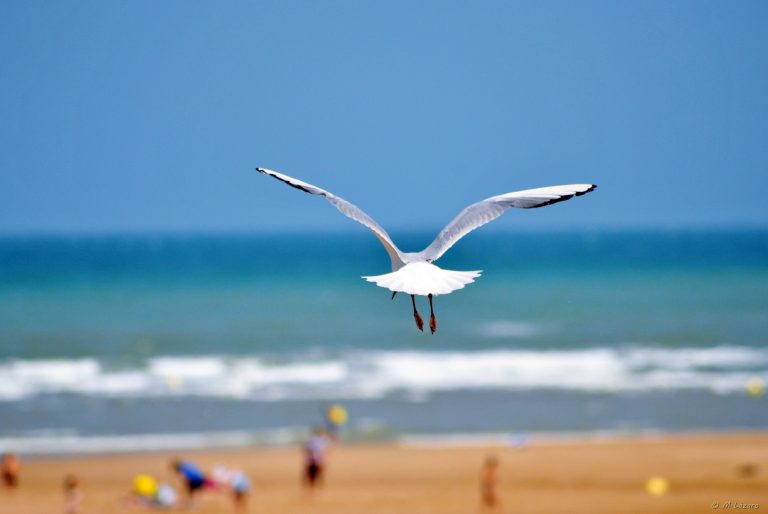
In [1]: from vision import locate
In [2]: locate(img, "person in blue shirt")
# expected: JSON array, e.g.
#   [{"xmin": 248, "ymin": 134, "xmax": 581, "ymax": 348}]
[{"xmin": 170, "ymin": 458, "xmax": 207, "ymax": 508}]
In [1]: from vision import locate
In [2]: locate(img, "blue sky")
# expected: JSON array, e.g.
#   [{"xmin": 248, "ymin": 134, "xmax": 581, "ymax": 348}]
[{"xmin": 1, "ymin": 1, "xmax": 766, "ymax": 233}]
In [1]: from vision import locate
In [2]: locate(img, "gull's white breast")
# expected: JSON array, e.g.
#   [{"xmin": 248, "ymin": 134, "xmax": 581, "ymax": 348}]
[{"xmin": 363, "ymin": 262, "xmax": 482, "ymax": 296}]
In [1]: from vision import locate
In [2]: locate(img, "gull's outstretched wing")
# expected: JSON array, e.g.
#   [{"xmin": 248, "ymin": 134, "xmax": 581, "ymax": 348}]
[
  {"xmin": 422, "ymin": 184, "xmax": 597, "ymax": 262},
  {"xmin": 256, "ymin": 168, "xmax": 405, "ymax": 269}
]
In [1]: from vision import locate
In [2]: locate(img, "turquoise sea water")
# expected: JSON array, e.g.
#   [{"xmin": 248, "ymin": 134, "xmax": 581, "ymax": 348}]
[{"xmin": 0, "ymin": 230, "xmax": 766, "ymax": 452}]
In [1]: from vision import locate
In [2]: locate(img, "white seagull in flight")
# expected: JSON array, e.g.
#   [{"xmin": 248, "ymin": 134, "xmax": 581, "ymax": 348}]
[{"xmin": 257, "ymin": 167, "xmax": 596, "ymax": 334}]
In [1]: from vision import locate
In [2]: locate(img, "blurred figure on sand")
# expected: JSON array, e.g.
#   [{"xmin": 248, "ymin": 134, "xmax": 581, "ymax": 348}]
[
  {"xmin": 212, "ymin": 466, "xmax": 250, "ymax": 513},
  {"xmin": 63, "ymin": 473, "xmax": 83, "ymax": 514},
  {"xmin": 480, "ymin": 454, "xmax": 501, "ymax": 513},
  {"xmin": 171, "ymin": 458, "xmax": 209, "ymax": 509},
  {"xmin": 2, "ymin": 452, "xmax": 20, "ymax": 489},
  {"xmin": 303, "ymin": 427, "xmax": 331, "ymax": 494}
]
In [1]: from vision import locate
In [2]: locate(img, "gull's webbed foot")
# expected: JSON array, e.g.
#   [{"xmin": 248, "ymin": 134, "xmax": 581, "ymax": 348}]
[
  {"xmin": 414, "ymin": 311, "xmax": 424, "ymax": 332},
  {"xmin": 427, "ymin": 293, "xmax": 437, "ymax": 334}
]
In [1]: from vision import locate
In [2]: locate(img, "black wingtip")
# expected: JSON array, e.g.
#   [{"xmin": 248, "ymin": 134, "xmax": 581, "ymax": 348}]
[{"xmin": 575, "ymin": 184, "xmax": 598, "ymax": 196}]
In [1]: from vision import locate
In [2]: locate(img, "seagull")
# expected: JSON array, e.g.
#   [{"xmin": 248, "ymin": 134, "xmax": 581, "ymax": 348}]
[{"xmin": 256, "ymin": 167, "xmax": 596, "ymax": 334}]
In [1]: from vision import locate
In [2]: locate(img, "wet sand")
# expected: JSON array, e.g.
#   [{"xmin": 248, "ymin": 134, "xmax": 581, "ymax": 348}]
[{"xmin": 2, "ymin": 432, "xmax": 767, "ymax": 514}]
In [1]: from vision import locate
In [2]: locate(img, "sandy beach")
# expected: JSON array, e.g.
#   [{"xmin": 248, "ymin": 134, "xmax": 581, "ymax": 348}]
[{"xmin": 2, "ymin": 432, "xmax": 766, "ymax": 514}]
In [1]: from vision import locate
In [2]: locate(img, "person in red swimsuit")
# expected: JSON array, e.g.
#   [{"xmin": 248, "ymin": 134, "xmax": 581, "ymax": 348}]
[{"xmin": 2, "ymin": 453, "xmax": 20, "ymax": 489}]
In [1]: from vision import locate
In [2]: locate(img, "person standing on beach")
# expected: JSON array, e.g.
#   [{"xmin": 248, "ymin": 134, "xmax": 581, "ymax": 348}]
[
  {"xmin": 303, "ymin": 427, "xmax": 330, "ymax": 494},
  {"xmin": 171, "ymin": 458, "xmax": 208, "ymax": 509},
  {"xmin": 212, "ymin": 466, "xmax": 250, "ymax": 513},
  {"xmin": 480, "ymin": 454, "xmax": 502, "ymax": 513},
  {"xmin": 229, "ymin": 470, "xmax": 250, "ymax": 514},
  {"xmin": 63, "ymin": 473, "xmax": 83, "ymax": 514},
  {"xmin": 2, "ymin": 453, "xmax": 20, "ymax": 489}
]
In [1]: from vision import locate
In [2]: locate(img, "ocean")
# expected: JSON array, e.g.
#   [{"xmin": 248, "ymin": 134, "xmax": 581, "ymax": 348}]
[{"xmin": 1, "ymin": 230, "xmax": 766, "ymax": 453}]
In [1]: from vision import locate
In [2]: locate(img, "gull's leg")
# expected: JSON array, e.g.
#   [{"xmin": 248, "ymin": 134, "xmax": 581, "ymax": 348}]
[
  {"xmin": 411, "ymin": 294, "xmax": 424, "ymax": 331},
  {"xmin": 428, "ymin": 294, "xmax": 437, "ymax": 334}
]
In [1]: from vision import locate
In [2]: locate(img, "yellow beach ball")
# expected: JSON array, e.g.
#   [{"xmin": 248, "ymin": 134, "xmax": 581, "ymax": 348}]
[
  {"xmin": 645, "ymin": 476, "xmax": 669, "ymax": 497},
  {"xmin": 328, "ymin": 405, "xmax": 348, "ymax": 425},
  {"xmin": 133, "ymin": 474, "xmax": 158, "ymax": 498},
  {"xmin": 746, "ymin": 377, "xmax": 765, "ymax": 398}
]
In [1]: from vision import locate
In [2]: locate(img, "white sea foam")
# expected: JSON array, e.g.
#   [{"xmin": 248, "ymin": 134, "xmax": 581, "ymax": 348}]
[
  {"xmin": 0, "ymin": 427, "xmax": 719, "ymax": 455},
  {"xmin": 0, "ymin": 428, "xmax": 302, "ymax": 455},
  {"xmin": 0, "ymin": 346, "xmax": 765, "ymax": 401},
  {"xmin": 398, "ymin": 429, "xmax": 671, "ymax": 448}
]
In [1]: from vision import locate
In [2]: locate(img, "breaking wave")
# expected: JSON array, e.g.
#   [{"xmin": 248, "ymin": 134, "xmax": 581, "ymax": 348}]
[{"xmin": 0, "ymin": 346, "xmax": 765, "ymax": 401}]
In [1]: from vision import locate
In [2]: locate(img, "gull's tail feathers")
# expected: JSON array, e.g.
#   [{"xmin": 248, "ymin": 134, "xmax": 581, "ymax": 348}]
[{"xmin": 363, "ymin": 262, "xmax": 481, "ymax": 296}]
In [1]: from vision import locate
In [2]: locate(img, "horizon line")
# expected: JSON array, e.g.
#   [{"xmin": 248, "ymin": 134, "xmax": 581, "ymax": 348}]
[{"xmin": 1, "ymin": 224, "xmax": 767, "ymax": 238}]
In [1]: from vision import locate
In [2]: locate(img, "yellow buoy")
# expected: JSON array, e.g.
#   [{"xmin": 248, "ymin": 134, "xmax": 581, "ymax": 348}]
[
  {"xmin": 328, "ymin": 405, "xmax": 348, "ymax": 425},
  {"xmin": 133, "ymin": 474, "xmax": 158, "ymax": 498},
  {"xmin": 645, "ymin": 476, "xmax": 669, "ymax": 497},
  {"xmin": 746, "ymin": 377, "xmax": 765, "ymax": 398}
]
